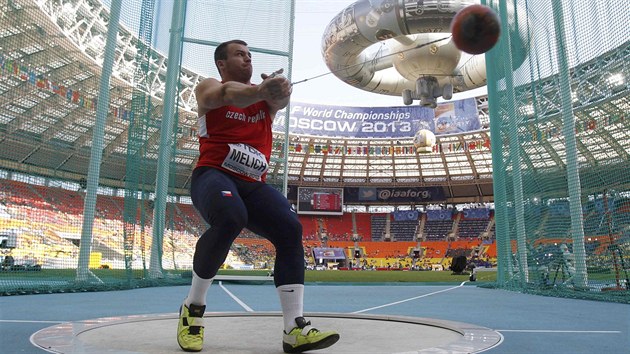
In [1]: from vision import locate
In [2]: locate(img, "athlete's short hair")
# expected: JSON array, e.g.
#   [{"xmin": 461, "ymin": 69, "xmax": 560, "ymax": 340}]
[{"xmin": 214, "ymin": 39, "xmax": 248, "ymax": 73}]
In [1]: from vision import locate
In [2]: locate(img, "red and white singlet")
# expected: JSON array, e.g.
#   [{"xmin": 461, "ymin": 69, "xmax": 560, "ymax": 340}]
[{"xmin": 196, "ymin": 100, "xmax": 272, "ymax": 182}]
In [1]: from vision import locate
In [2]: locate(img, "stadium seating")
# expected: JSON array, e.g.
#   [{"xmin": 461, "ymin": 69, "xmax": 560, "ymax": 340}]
[
  {"xmin": 390, "ymin": 219, "xmax": 418, "ymax": 241},
  {"xmin": 457, "ymin": 219, "xmax": 490, "ymax": 239},
  {"xmin": 423, "ymin": 219, "xmax": 454, "ymax": 240},
  {"xmin": 353, "ymin": 213, "xmax": 372, "ymax": 239},
  {"xmin": 319, "ymin": 214, "xmax": 354, "ymax": 241},
  {"xmin": 370, "ymin": 214, "xmax": 388, "ymax": 241},
  {"xmin": 1, "ymin": 177, "xmax": 507, "ymax": 270}
]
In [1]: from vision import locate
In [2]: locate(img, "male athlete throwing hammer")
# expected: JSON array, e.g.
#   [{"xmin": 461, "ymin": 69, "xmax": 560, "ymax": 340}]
[{"xmin": 177, "ymin": 39, "xmax": 339, "ymax": 353}]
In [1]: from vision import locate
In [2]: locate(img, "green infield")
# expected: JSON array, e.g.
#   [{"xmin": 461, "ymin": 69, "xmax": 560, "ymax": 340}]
[
  {"xmin": 215, "ymin": 269, "xmax": 497, "ymax": 283},
  {"xmin": 6, "ymin": 267, "xmax": 627, "ymax": 292}
]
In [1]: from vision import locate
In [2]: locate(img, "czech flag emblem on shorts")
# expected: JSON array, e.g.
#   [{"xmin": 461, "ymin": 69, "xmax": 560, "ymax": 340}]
[{"xmin": 221, "ymin": 191, "xmax": 233, "ymax": 197}]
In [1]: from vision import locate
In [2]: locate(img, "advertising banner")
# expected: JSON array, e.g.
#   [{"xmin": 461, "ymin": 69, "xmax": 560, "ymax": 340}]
[
  {"xmin": 550, "ymin": 201, "xmax": 570, "ymax": 216},
  {"xmin": 427, "ymin": 209, "xmax": 453, "ymax": 221},
  {"xmin": 312, "ymin": 248, "xmax": 347, "ymax": 259},
  {"xmin": 393, "ymin": 210, "xmax": 420, "ymax": 221},
  {"xmin": 344, "ymin": 186, "xmax": 445, "ymax": 203},
  {"xmin": 594, "ymin": 198, "xmax": 615, "ymax": 214},
  {"xmin": 273, "ymin": 99, "xmax": 480, "ymax": 138},
  {"xmin": 462, "ymin": 208, "xmax": 490, "ymax": 220}
]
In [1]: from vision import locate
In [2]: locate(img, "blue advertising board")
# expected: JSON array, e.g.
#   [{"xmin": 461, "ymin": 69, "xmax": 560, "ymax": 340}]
[
  {"xmin": 427, "ymin": 209, "xmax": 453, "ymax": 221},
  {"xmin": 393, "ymin": 210, "xmax": 420, "ymax": 221},
  {"xmin": 312, "ymin": 248, "xmax": 346, "ymax": 259},
  {"xmin": 462, "ymin": 208, "xmax": 490, "ymax": 220}
]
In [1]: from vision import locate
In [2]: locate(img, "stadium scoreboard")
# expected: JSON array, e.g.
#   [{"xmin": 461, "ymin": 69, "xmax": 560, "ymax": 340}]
[{"xmin": 297, "ymin": 187, "xmax": 343, "ymax": 215}]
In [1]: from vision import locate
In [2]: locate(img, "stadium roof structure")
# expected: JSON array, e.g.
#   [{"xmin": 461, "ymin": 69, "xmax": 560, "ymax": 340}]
[{"xmin": 0, "ymin": 0, "xmax": 628, "ymax": 204}]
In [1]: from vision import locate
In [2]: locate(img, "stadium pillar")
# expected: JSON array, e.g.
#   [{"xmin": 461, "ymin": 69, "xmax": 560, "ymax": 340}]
[
  {"xmin": 551, "ymin": 1, "xmax": 588, "ymax": 288},
  {"xmin": 76, "ymin": 0, "xmax": 123, "ymax": 283},
  {"xmin": 149, "ymin": 0, "xmax": 188, "ymax": 278}
]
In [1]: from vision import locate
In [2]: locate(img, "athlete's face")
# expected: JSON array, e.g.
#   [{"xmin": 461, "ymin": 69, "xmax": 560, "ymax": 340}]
[{"xmin": 220, "ymin": 43, "xmax": 253, "ymax": 83}]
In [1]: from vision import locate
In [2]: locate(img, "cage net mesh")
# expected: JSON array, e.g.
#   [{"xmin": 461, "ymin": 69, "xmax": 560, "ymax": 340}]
[
  {"xmin": 0, "ymin": 0, "xmax": 293, "ymax": 294},
  {"xmin": 483, "ymin": 0, "xmax": 629, "ymax": 302}
]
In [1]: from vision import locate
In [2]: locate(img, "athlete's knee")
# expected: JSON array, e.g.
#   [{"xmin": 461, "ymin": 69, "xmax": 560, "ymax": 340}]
[
  {"xmin": 283, "ymin": 215, "xmax": 303, "ymax": 243},
  {"xmin": 213, "ymin": 210, "xmax": 247, "ymax": 237},
  {"xmin": 288, "ymin": 215, "xmax": 302, "ymax": 234}
]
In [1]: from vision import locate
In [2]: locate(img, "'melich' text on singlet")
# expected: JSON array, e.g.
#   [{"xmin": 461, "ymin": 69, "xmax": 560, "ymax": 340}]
[{"xmin": 221, "ymin": 143, "xmax": 268, "ymax": 181}]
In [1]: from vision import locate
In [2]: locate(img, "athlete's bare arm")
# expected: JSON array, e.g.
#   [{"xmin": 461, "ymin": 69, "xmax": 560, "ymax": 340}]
[{"xmin": 195, "ymin": 74, "xmax": 291, "ymax": 118}]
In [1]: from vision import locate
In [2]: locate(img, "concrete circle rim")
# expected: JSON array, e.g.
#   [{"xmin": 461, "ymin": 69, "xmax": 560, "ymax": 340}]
[{"xmin": 31, "ymin": 311, "xmax": 503, "ymax": 353}]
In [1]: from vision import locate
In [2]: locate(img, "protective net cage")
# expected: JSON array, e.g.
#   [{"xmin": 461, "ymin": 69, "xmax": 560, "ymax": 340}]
[
  {"xmin": 0, "ymin": 0, "xmax": 293, "ymax": 294},
  {"xmin": 483, "ymin": 0, "xmax": 629, "ymax": 302}
]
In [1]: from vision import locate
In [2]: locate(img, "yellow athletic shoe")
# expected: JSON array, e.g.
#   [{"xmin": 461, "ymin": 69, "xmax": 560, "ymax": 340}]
[
  {"xmin": 282, "ymin": 317, "xmax": 340, "ymax": 353},
  {"xmin": 177, "ymin": 303, "xmax": 206, "ymax": 352}
]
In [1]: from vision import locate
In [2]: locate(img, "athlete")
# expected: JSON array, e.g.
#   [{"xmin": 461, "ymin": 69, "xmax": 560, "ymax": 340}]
[{"xmin": 177, "ymin": 39, "xmax": 339, "ymax": 353}]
